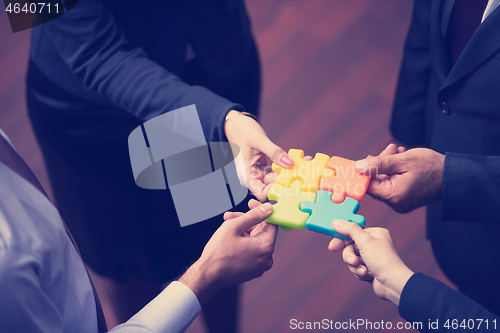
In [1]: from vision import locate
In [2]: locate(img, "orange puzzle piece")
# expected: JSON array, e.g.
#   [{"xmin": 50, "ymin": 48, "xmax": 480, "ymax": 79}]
[
  {"xmin": 272, "ymin": 149, "xmax": 334, "ymax": 193},
  {"xmin": 319, "ymin": 156, "xmax": 371, "ymax": 203}
]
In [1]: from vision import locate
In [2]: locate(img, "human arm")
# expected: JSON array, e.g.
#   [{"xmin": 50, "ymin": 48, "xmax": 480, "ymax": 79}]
[
  {"xmin": 329, "ymin": 220, "xmax": 499, "ymax": 332},
  {"xmin": 178, "ymin": 200, "xmax": 276, "ymax": 304},
  {"xmin": 354, "ymin": 143, "xmax": 444, "ymax": 213},
  {"xmin": 328, "ymin": 221, "xmax": 413, "ymax": 306},
  {"xmin": 355, "ymin": 144, "xmax": 500, "ymax": 221},
  {"xmin": 390, "ymin": 0, "xmax": 432, "ymax": 146},
  {"xmin": 111, "ymin": 200, "xmax": 277, "ymax": 333},
  {"xmin": 0, "ymin": 248, "xmax": 66, "ymax": 333},
  {"xmin": 225, "ymin": 111, "xmax": 293, "ymax": 201},
  {"xmin": 40, "ymin": 0, "xmax": 290, "ymax": 200},
  {"xmin": 399, "ymin": 273, "xmax": 499, "ymax": 332}
]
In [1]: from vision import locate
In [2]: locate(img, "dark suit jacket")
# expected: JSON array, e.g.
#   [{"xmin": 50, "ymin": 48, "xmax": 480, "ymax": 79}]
[
  {"xmin": 390, "ymin": 0, "xmax": 500, "ymax": 312},
  {"xmin": 29, "ymin": 0, "xmax": 253, "ymax": 143},
  {"xmin": 399, "ymin": 273, "xmax": 499, "ymax": 332},
  {"xmin": 391, "ymin": 0, "xmax": 500, "ymax": 223},
  {"xmin": 26, "ymin": 0, "xmax": 258, "ymax": 281}
]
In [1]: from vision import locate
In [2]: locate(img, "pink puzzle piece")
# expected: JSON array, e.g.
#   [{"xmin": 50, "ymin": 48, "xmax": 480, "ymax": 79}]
[{"xmin": 319, "ymin": 156, "xmax": 371, "ymax": 203}]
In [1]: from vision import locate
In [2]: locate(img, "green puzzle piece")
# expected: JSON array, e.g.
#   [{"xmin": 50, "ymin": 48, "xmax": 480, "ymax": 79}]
[
  {"xmin": 300, "ymin": 190, "xmax": 365, "ymax": 240},
  {"xmin": 266, "ymin": 180, "xmax": 316, "ymax": 231}
]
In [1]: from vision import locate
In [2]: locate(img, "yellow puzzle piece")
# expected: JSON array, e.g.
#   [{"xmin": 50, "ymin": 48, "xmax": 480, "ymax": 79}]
[
  {"xmin": 266, "ymin": 180, "xmax": 316, "ymax": 231},
  {"xmin": 272, "ymin": 149, "xmax": 334, "ymax": 193}
]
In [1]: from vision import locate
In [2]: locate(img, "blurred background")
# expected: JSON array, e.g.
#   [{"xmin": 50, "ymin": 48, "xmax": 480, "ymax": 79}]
[{"xmin": 0, "ymin": 1, "xmax": 456, "ymax": 332}]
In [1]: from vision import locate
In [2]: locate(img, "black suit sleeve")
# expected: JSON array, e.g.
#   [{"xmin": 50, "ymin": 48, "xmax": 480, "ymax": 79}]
[
  {"xmin": 399, "ymin": 273, "xmax": 499, "ymax": 332},
  {"xmin": 441, "ymin": 153, "xmax": 500, "ymax": 223},
  {"xmin": 390, "ymin": 0, "xmax": 432, "ymax": 145},
  {"xmin": 39, "ymin": 0, "xmax": 244, "ymax": 143}
]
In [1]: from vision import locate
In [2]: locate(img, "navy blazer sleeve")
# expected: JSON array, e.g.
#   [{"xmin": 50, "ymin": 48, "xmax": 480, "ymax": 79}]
[
  {"xmin": 390, "ymin": 0, "xmax": 432, "ymax": 145},
  {"xmin": 39, "ymin": 0, "xmax": 244, "ymax": 143},
  {"xmin": 441, "ymin": 153, "xmax": 500, "ymax": 223},
  {"xmin": 399, "ymin": 273, "xmax": 499, "ymax": 332}
]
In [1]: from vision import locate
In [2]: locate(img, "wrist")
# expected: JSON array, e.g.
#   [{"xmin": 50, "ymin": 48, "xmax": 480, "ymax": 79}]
[
  {"xmin": 225, "ymin": 110, "xmax": 241, "ymax": 122},
  {"xmin": 225, "ymin": 110, "xmax": 259, "ymax": 123},
  {"xmin": 224, "ymin": 110, "xmax": 242, "ymax": 142},
  {"xmin": 384, "ymin": 265, "xmax": 414, "ymax": 306},
  {"xmin": 435, "ymin": 152, "xmax": 445, "ymax": 197},
  {"xmin": 224, "ymin": 110, "xmax": 260, "ymax": 139},
  {"xmin": 178, "ymin": 260, "xmax": 221, "ymax": 305}
]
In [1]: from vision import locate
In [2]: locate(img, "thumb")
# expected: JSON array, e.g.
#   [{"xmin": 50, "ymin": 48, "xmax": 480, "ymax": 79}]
[
  {"xmin": 354, "ymin": 154, "xmax": 402, "ymax": 176},
  {"xmin": 332, "ymin": 220, "xmax": 372, "ymax": 245},
  {"xmin": 232, "ymin": 203, "xmax": 273, "ymax": 234},
  {"xmin": 255, "ymin": 137, "xmax": 293, "ymax": 168}
]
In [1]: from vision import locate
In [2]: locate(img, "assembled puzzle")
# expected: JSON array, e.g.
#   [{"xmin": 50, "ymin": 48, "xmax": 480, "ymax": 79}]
[{"xmin": 266, "ymin": 149, "xmax": 371, "ymax": 239}]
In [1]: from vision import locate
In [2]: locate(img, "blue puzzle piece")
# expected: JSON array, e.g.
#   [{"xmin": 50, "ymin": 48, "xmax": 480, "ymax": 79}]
[{"xmin": 300, "ymin": 190, "xmax": 365, "ymax": 239}]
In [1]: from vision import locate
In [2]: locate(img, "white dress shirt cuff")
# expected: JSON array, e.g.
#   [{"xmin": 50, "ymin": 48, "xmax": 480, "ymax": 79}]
[{"xmin": 127, "ymin": 281, "xmax": 201, "ymax": 333}]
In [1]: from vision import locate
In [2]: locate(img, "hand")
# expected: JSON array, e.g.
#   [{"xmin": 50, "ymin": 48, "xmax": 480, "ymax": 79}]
[
  {"xmin": 179, "ymin": 199, "xmax": 278, "ymax": 304},
  {"xmin": 328, "ymin": 220, "xmax": 414, "ymax": 306},
  {"xmin": 225, "ymin": 111, "xmax": 292, "ymax": 201},
  {"xmin": 354, "ymin": 143, "xmax": 445, "ymax": 213}
]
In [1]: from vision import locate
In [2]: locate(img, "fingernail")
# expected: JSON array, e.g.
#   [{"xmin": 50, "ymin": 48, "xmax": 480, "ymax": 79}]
[
  {"xmin": 259, "ymin": 202, "xmax": 273, "ymax": 213},
  {"xmin": 354, "ymin": 159, "xmax": 368, "ymax": 173},
  {"xmin": 281, "ymin": 155, "xmax": 293, "ymax": 166},
  {"xmin": 332, "ymin": 219, "xmax": 344, "ymax": 228}
]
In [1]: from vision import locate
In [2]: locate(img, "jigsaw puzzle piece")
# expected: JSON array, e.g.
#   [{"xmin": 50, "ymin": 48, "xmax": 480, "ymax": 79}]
[
  {"xmin": 266, "ymin": 180, "xmax": 316, "ymax": 231},
  {"xmin": 319, "ymin": 156, "xmax": 371, "ymax": 203},
  {"xmin": 272, "ymin": 149, "xmax": 334, "ymax": 193},
  {"xmin": 300, "ymin": 190, "xmax": 365, "ymax": 240}
]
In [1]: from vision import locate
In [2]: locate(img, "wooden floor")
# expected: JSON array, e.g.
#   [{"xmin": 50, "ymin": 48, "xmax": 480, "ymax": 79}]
[{"xmin": 0, "ymin": 1, "xmax": 455, "ymax": 332}]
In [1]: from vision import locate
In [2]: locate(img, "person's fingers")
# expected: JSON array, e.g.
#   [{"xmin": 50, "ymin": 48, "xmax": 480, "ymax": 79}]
[
  {"xmin": 342, "ymin": 244, "xmax": 359, "ymax": 266},
  {"xmin": 332, "ymin": 220, "xmax": 372, "ymax": 245},
  {"xmin": 247, "ymin": 177, "xmax": 268, "ymax": 202},
  {"xmin": 231, "ymin": 203, "xmax": 273, "ymax": 233},
  {"xmin": 247, "ymin": 221, "xmax": 265, "ymax": 236},
  {"xmin": 328, "ymin": 237, "xmax": 353, "ymax": 252},
  {"xmin": 243, "ymin": 154, "xmax": 269, "ymax": 201},
  {"xmin": 379, "ymin": 143, "xmax": 399, "ymax": 156},
  {"xmin": 362, "ymin": 143, "xmax": 398, "ymax": 162},
  {"xmin": 241, "ymin": 199, "xmax": 263, "ymax": 236},
  {"xmin": 261, "ymin": 183, "xmax": 275, "ymax": 199},
  {"xmin": 254, "ymin": 138, "xmax": 292, "ymax": 168},
  {"xmin": 246, "ymin": 200, "xmax": 272, "ymax": 234},
  {"xmin": 248, "ymin": 199, "xmax": 262, "ymax": 210},
  {"xmin": 397, "ymin": 146, "xmax": 407, "ymax": 153},
  {"xmin": 263, "ymin": 172, "xmax": 277, "ymax": 185},
  {"xmin": 375, "ymin": 173, "xmax": 390, "ymax": 181},
  {"xmin": 354, "ymin": 153, "xmax": 403, "ymax": 176},
  {"xmin": 349, "ymin": 264, "xmax": 369, "ymax": 277},
  {"xmin": 303, "ymin": 155, "xmax": 313, "ymax": 161},
  {"xmin": 365, "ymin": 176, "xmax": 394, "ymax": 199},
  {"xmin": 255, "ymin": 221, "xmax": 278, "ymax": 243},
  {"xmin": 223, "ymin": 211, "xmax": 245, "ymax": 220}
]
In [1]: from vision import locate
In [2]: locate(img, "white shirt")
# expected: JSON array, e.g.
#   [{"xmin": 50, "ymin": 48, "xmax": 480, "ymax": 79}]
[
  {"xmin": 441, "ymin": 0, "xmax": 500, "ymax": 37},
  {"xmin": 0, "ymin": 131, "xmax": 201, "ymax": 333}
]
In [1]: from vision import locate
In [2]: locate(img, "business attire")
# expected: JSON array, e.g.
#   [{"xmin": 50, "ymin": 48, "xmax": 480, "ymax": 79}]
[
  {"xmin": 27, "ymin": 0, "xmax": 258, "ymax": 283},
  {"xmin": 391, "ymin": 0, "xmax": 500, "ymax": 314},
  {"xmin": 0, "ymin": 130, "xmax": 202, "ymax": 333},
  {"xmin": 399, "ymin": 273, "xmax": 499, "ymax": 333}
]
